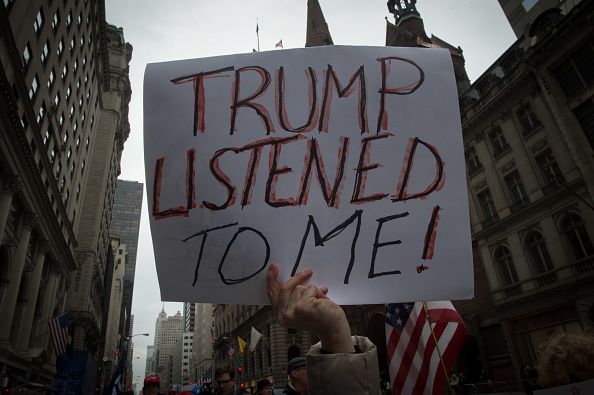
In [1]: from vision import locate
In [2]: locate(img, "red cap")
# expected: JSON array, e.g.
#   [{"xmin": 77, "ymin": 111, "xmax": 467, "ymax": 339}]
[{"xmin": 144, "ymin": 374, "xmax": 160, "ymax": 385}]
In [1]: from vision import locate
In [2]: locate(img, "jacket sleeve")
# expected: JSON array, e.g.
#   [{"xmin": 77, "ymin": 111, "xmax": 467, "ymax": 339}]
[{"xmin": 306, "ymin": 336, "xmax": 380, "ymax": 395}]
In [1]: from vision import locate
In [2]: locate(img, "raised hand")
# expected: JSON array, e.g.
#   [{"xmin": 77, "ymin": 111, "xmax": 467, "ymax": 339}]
[{"xmin": 266, "ymin": 263, "xmax": 355, "ymax": 353}]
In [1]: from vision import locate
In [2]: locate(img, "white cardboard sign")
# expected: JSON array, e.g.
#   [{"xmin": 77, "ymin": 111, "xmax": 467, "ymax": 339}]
[{"xmin": 144, "ymin": 45, "xmax": 473, "ymax": 305}]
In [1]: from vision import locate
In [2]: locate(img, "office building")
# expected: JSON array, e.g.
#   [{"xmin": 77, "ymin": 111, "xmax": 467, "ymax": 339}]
[{"xmin": 0, "ymin": 0, "xmax": 131, "ymax": 389}]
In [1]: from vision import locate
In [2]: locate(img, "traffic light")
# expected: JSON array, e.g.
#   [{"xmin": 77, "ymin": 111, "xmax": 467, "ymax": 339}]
[{"xmin": 236, "ymin": 367, "xmax": 243, "ymax": 373}]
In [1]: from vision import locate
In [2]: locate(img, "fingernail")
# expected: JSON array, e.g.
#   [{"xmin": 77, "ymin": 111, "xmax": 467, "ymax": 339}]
[{"xmin": 297, "ymin": 269, "xmax": 313, "ymax": 276}]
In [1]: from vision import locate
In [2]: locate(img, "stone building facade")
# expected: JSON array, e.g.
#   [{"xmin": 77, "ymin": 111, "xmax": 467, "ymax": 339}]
[
  {"xmin": 0, "ymin": 0, "xmax": 131, "ymax": 389},
  {"xmin": 153, "ymin": 308, "xmax": 183, "ymax": 391},
  {"xmin": 455, "ymin": 0, "xmax": 594, "ymax": 384},
  {"xmin": 190, "ymin": 303, "xmax": 213, "ymax": 384}
]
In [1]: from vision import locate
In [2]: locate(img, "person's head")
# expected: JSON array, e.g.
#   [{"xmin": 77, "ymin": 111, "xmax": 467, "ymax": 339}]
[
  {"xmin": 215, "ymin": 365, "xmax": 236, "ymax": 395},
  {"xmin": 255, "ymin": 378, "xmax": 273, "ymax": 395},
  {"xmin": 287, "ymin": 357, "xmax": 308, "ymax": 390},
  {"xmin": 536, "ymin": 333, "xmax": 594, "ymax": 388},
  {"xmin": 143, "ymin": 374, "xmax": 160, "ymax": 395}
]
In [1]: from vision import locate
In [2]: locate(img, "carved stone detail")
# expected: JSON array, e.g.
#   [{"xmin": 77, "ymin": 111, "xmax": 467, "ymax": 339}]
[{"xmin": 0, "ymin": 174, "xmax": 22, "ymax": 196}]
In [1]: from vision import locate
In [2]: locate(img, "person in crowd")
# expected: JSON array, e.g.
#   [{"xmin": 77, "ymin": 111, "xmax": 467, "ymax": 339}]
[
  {"xmin": 536, "ymin": 333, "xmax": 594, "ymax": 388},
  {"xmin": 255, "ymin": 378, "xmax": 274, "ymax": 395},
  {"xmin": 201, "ymin": 382, "xmax": 214, "ymax": 395},
  {"xmin": 282, "ymin": 357, "xmax": 308, "ymax": 395},
  {"xmin": 266, "ymin": 264, "xmax": 380, "ymax": 395},
  {"xmin": 214, "ymin": 365, "xmax": 242, "ymax": 395},
  {"xmin": 142, "ymin": 374, "xmax": 162, "ymax": 395}
]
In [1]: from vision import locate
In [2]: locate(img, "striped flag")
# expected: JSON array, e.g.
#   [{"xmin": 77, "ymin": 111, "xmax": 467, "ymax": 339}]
[
  {"xmin": 48, "ymin": 312, "xmax": 73, "ymax": 356},
  {"xmin": 385, "ymin": 301, "xmax": 466, "ymax": 395},
  {"xmin": 275, "ymin": 39, "xmax": 283, "ymax": 48}
]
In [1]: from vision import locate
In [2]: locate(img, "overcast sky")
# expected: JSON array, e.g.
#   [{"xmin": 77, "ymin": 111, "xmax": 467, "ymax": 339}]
[{"xmin": 105, "ymin": 0, "xmax": 516, "ymax": 389}]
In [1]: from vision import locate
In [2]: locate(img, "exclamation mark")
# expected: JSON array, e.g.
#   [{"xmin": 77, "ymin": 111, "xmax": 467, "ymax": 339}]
[{"xmin": 418, "ymin": 205, "xmax": 441, "ymax": 273}]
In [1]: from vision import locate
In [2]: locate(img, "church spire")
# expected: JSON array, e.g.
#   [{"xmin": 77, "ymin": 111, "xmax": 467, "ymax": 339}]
[{"xmin": 305, "ymin": 0, "xmax": 334, "ymax": 47}]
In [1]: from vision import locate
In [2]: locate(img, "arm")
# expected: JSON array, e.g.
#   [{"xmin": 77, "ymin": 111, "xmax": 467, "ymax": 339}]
[{"xmin": 266, "ymin": 264, "xmax": 380, "ymax": 395}]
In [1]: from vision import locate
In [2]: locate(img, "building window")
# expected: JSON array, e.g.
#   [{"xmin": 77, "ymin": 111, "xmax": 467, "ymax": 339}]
[
  {"xmin": 37, "ymin": 102, "xmax": 46, "ymax": 124},
  {"xmin": 66, "ymin": 10, "xmax": 72, "ymax": 30},
  {"xmin": 561, "ymin": 213, "xmax": 594, "ymax": 260},
  {"xmin": 504, "ymin": 170, "xmax": 529, "ymax": 209},
  {"xmin": 494, "ymin": 246, "xmax": 519, "ymax": 286},
  {"xmin": 525, "ymin": 231, "xmax": 553, "ymax": 274},
  {"xmin": 33, "ymin": 8, "xmax": 44, "ymax": 36},
  {"xmin": 48, "ymin": 68, "xmax": 56, "ymax": 90},
  {"xmin": 66, "ymin": 85, "xmax": 71, "ymax": 100},
  {"xmin": 29, "ymin": 74, "xmax": 39, "ymax": 100},
  {"xmin": 535, "ymin": 150, "xmax": 562, "ymax": 187},
  {"xmin": 43, "ymin": 130, "xmax": 50, "ymax": 147},
  {"xmin": 54, "ymin": 92, "xmax": 60, "ymax": 106},
  {"xmin": 62, "ymin": 131, "xmax": 68, "ymax": 144},
  {"xmin": 62, "ymin": 63, "xmax": 68, "ymax": 80},
  {"xmin": 465, "ymin": 147, "xmax": 482, "ymax": 175},
  {"xmin": 22, "ymin": 43, "xmax": 32, "ymax": 70},
  {"xmin": 57, "ymin": 38, "xmax": 64, "ymax": 57},
  {"xmin": 69, "ymin": 38, "xmax": 75, "ymax": 52},
  {"xmin": 477, "ymin": 188, "xmax": 498, "ymax": 223},
  {"xmin": 489, "ymin": 126, "xmax": 510, "ymax": 157},
  {"xmin": 59, "ymin": 113, "xmax": 64, "ymax": 127},
  {"xmin": 2, "ymin": 0, "xmax": 15, "ymax": 12},
  {"xmin": 73, "ymin": 58, "xmax": 78, "ymax": 72},
  {"xmin": 52, "ymin": 10, "xmax": 60, "ymax": 31},
  {"xmin": 41, "ymin": 40, "xmax": 50, "ymax": 65},
  {"xmin": 554, "ymin": 41, "xmax": 594, "ymax": 97},
  {"xmin": 517, "ymin": 102, "xmax": 541, "ymax": 136},
  {"xmin": 573, "ymin": 98, "xmax": 594, "ymax": 149}
]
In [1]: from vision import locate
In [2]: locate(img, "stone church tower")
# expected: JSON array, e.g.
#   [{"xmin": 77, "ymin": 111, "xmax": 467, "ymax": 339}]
[
  {"xmin": 305, "ymin": 0, "xmax": 334, "ymax": 47},
  {"xmin": 386, "ymin": 0, "xmax": 471, "ymax": 95}
]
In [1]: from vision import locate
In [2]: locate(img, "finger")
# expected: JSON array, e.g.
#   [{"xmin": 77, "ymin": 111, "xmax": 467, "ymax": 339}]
[
  {"xmin": 317, "ymin": 287, "xmax": 329, "ymax": 299},
  {"xmin": 302, "ymin": 284, "xmax": 319, "ymax": 300},
  {"xmin": 266, "ymin": 264, "xmax": 281, "ymax": 305},
  {"xmin": 267, "ymin": 264, "xmax": 282, "ymax": 319},
  {"xmin": 277, "ymin": 270, "xmax": 313, "ymax": 323}
]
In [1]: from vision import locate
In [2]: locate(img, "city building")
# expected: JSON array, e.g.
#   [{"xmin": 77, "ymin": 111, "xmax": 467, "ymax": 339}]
[
  {"xmin": 172, "ymin": 331, "xmax": 193, "ymax": 387},
  {"xmin": 190, "ymin": 303, "xmax": 213, "ymax": 383},
  {"xmin": 125, "ymin": 314, "xmax": 134, "ymax": 387},
  {"xmin": 153, "ymin": 308, "xmax": 183, "ymax": 391},
  {"xmin": 183, "ymin": 302, "xmax": 195, "ymax": 333},
  {"xmin": 455, "ymin": 0, "xmax": 594, "ymax": 385},
  {"xmin": 110, "ymin": 179, "xmax": 143, "ymax": 339},
  {"xmin": 0, "ymin": 0, "xmax": 131, "ymax": 389},
  {"xmin": 102, "ymin": 237, "xmax": 127, "ymax": 383},
  {"xmin": 145, "ymin": 345, "xmax": 155, "ymax": 376}
]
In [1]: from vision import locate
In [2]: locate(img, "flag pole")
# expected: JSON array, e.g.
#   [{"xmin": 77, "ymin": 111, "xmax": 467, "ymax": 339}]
[
  {"xmin": 256, "ymin": 18, "xmax": 260, "ymax": 52},
  {"xmin": 422, "ymin": 301, "xmax": 455, "ymax": 395}
]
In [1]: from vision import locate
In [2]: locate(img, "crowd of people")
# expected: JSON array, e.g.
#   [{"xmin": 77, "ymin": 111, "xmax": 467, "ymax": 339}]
[{"xmin": 139, "ymin": 264, "xmax": 594, "ymax": 395}]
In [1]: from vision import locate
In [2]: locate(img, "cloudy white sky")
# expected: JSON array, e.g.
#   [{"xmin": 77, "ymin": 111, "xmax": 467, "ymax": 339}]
[{"xmin": 105, "ymin": 0, "xmax": 516, "ymax": 389}]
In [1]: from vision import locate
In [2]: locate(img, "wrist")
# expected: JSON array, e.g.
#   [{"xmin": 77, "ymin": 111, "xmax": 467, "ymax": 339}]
[{"xmin": 319, "ymin": 318, "xmax": 355, "ymax": 353}]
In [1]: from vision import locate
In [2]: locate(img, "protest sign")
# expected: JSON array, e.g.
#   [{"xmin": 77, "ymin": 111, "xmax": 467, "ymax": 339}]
[{"xmin": 144, "ymin": 45, "xmax": 472, "ymax": 304}]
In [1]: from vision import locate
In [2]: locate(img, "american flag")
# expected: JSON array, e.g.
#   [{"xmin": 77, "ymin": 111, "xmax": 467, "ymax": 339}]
[
  {"xmin": 48, "ymin": 312, "xmax": 73, "ymax": 356},
  {"xmin": 385, "ymin": 301, "xmax": 466, "ymax": 395}
]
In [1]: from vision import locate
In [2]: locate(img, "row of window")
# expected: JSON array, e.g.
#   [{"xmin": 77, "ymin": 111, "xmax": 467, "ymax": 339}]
[
  {"xmin": 465, "ymin": 102, "xmax": 543, "ymax": 176},
  {"xmin": 473, "ymin": 149, "xmax": 562, "ymax": 225},
  {"xmin": 493, "ymin": 213, "xmax": 594, "ymax": 289}
]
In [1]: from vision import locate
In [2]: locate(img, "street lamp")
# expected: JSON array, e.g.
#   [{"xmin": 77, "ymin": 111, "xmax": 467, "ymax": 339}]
[{"xmin": 128, "ymin": 333, "xmax": 150, "ymax": 338}]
